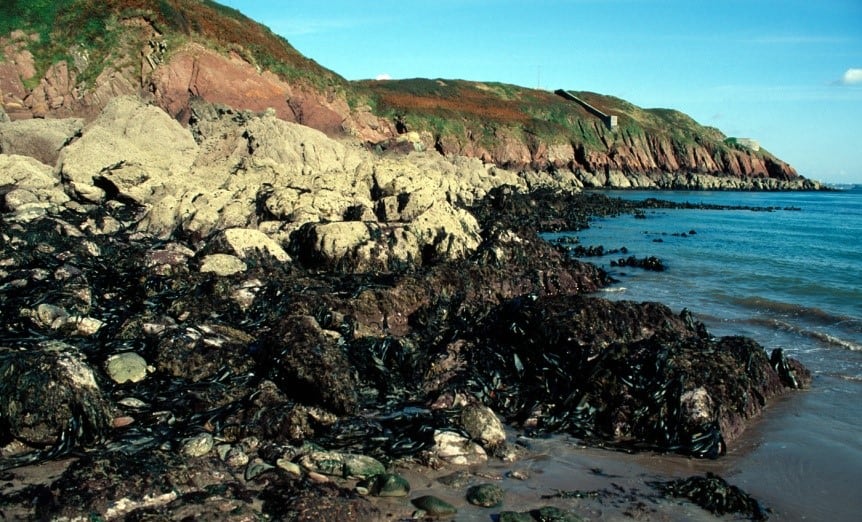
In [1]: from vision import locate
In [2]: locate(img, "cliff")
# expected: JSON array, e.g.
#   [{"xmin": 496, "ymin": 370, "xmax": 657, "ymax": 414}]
[{"xmin": 0, "ymin": 0, "xmax": 820, "ymax": 190}]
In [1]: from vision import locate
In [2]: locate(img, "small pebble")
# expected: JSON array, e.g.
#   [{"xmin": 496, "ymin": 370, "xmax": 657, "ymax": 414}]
[
  {"xmin": 181, "ymin": 433, "xmax": 214, "ymax": 458},
  {"xmin": 244, "ymin": 459, "xmax": 274, "ymax": 481}
]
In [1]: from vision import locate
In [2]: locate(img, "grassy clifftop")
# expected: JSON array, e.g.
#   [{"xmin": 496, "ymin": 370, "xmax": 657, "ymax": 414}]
[
  {"xmin": 1, "ymin": 0, "xmax": 345, "ymax": 91},
  {"xmin": 356, "ymin": 78, "xmax": 734, "ymax": 156}
]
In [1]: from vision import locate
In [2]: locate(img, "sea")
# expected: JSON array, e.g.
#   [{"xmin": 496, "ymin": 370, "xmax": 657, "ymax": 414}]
[{"xmin": 539, "ymin": 187, "xmax": 862, "ymax": 520}]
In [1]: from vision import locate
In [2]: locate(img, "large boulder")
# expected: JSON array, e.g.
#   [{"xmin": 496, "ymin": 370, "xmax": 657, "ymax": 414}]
[
  {"xmin": 56, "ymin": 96, "xmax": 199, "ymax": 203},
  {"xmin": 0, "ymin": 347, "xmax": 113, "ymax": 448},
  {"xmin": 0, "ymin": 154, "xmax": 70, "ymax": 217},
  {"xmin": 0, "ymin": 117, "xmax": 83, "ymax": 166}
]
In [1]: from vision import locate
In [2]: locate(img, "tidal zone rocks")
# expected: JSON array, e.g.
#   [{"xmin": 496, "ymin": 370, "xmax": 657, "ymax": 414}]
[{"xmin": 0, "ymin": 98, "xmax": 810, "ymax": 519}]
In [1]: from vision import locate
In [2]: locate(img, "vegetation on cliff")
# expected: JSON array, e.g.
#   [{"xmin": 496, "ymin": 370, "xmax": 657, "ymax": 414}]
[
  {"xmin": 1, "ymin": 0, "xmax": 810, "ymax": 185},
  {"xmin": 0, "ymin": 0, "xmax": 345, "ymax": 91}
]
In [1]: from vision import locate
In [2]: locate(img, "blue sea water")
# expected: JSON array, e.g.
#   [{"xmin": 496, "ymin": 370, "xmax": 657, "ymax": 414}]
[{"xmin": 546, "ymin": 188, "xmax": 862, "ymax": 520}]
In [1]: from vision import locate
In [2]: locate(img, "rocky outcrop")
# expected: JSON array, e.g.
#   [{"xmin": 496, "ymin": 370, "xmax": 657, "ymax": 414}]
[
  {"xmin": 8, "ymin": 96, "xmax": 533, "ymax": 271},
  {"xmin": 431, "ymin": 124, "xmax": 816, "ymax": 190},
  {"xmin": 150, "ymin": 43, "xmax": 351, "ymax": 135},
  {"xmin": 0, "ymin": 117, "xmax": 83, "ymax": 166},
  {"xmin": 0, "ymin": 141, "xmax": 809, "ymax": 519},
  {"xmin": 0, "ymin": 29, "xmax": 140, "ymax": 121}
]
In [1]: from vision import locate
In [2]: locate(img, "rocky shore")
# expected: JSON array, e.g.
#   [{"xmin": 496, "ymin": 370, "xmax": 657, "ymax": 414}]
[{"xmin": 1, "ymin": 97, "xmax": 809, "ymax": 520}]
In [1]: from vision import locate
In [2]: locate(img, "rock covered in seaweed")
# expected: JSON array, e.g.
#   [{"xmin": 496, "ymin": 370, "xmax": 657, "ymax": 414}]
[
  {"xmin": 0, "ymin": 347, "xmax": 112, "ymax": 449},
  {"xmin": 261, "ymin": 314, "xmax": 360, "ymax": 415},
  {"xmin": 0, "ymin": 102, "xmax": 811, "ymax": 519},
  {"xmin": 458, "ymin": 294, "xmax": 810, "ymax": 458},
  {"xmin": 652, "ymin": 472, "xmax": 769, "ymax": 520}
]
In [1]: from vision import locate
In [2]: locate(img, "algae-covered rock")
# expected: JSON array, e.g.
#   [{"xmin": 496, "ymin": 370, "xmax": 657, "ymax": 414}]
[
  {"xmin": 652, "ymin": 472, "xmax": 769, "ymax": 520},
  {"xmin": 263, "ymin": 315, "xmax": 359, "ymax": 415},
  {"xmin": 357, "ymin": 473, "xmax": 411, "ymax": 497},
  {"xmin": 0, "ymin": 348, "xmax": 112, "ymax": 448},
  {"xmin": 466, "ymin": 483, "xmax": 504, "ymax": 508},
  {"xmin": 411, "ymin": 495, "xmax": 457, "ymax": 517}
]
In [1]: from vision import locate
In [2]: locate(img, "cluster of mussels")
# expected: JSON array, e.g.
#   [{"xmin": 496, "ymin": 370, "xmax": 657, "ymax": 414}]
[{"xmin": 0, "ymin": 186, "xmax": 808, "ymax": 519}]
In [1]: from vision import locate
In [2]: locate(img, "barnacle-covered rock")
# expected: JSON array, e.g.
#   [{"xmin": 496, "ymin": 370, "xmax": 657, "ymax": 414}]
[
  {"xmin": 105, "ymin": 352, "xmax": 149, "ymax": 384},
  {"xmin": 411, "ymin": 495, "xmax": 457, "ymax": 517}
]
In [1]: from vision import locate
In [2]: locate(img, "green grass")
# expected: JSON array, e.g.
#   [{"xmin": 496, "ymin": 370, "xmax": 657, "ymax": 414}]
[{"xmin": 1, "ymin": 0, "xmax": 347, "ymax": 94}]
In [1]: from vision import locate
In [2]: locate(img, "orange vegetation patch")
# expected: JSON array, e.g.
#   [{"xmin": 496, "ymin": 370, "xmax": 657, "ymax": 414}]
[{"xmin": 369, "ymin": 83, "xmax": 530, "ymax": 124}]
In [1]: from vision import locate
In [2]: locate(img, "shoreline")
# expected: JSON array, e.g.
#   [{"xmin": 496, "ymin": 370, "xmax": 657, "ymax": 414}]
[
  {"xmin": 0, "ymin": 186, "xmax": 809, "ymax": 520},
  {"xmin": 1, "ymin": 422, "xmax": 779, "ymax": 521}
]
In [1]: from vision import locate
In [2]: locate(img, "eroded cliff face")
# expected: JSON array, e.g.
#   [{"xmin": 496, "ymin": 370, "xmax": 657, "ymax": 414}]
[
  {"xmin": 427, "ymin": 119, "xmax": 807, "ymax": 190},
  {"xmin": 0, "ymin": 24, "xmax": 374, "ymax": 139},
  {"xmin": 0, "ymin": 23, "xmax": 816, "ymax": 190}
]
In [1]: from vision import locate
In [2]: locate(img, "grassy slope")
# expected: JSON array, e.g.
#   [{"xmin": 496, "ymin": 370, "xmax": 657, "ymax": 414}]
[
  {"xmin": 0, "ymin": 0, "xmax": 345, "ymax": 91},
  {"xmin": 355, "ymin": 78, "xmax": 752, "ymax": 157},
  {"xmin": 1, "ymin": 0, "xmax": 777, "ymax": 163}
]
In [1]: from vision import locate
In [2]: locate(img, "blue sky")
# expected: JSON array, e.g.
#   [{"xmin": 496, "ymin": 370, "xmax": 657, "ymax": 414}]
[{"xmin": 219, "ymin": 1, "xmax": 862, "ymax": 184}]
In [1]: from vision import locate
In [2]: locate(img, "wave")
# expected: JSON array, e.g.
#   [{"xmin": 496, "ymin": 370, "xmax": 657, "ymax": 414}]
[
  {"xmin": 730, "ymin": 296, "xmax": 862, "ymax": 333},
  {"xmin": 746, "ymin": 317, "xmax": 862, "ymax": 353},
  {"xmin": 826, "ymin": 373, "xmax": 862, "ymax": 384}
]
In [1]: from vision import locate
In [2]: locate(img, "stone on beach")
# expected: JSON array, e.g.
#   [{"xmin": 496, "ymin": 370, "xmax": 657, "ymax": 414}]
[
  {"xmin": 466, "ymin": 482, "xmax": 505, "ymax": 508},
  {"xmin": 0, "ymin": 348, "xmax": 112, "ymax": 447},
  {"xmin": 105, "ymin": 352, "xmax": 149, "ymax": 384}
]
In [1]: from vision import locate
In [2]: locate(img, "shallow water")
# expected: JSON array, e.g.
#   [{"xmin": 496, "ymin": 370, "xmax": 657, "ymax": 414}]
[{"xmin": 540, "ymin": 188, "xmax": 862, "ymax": 521}]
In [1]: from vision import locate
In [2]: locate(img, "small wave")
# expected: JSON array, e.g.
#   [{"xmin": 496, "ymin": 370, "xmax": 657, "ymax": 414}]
[
  {"xmin": 828, "ymin": 373, "xmax": 862, "ymax": 384},
  {"xmin": 732, "ymin": 296, "xmax": 862, "ymax": 332},
  {"xmin": 601, "ymin": 287, "xmax": 628, "ymax": 293},
  {"xmin": 747, "ymin": 317, "xmax": 862, "ymax": 352}
]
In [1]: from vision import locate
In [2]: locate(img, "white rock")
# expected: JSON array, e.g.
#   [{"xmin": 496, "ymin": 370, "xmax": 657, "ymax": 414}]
[
  {"xmin": 433, "ymin": 430, "xmax": 487, "ymax": 466},
  {"xmin": 200, "ymin": 254, "xmax": 247, "ymax": 276},
  {"xmin": 106, "ymin": 352, "xmax": 148, "ymax": 384}
]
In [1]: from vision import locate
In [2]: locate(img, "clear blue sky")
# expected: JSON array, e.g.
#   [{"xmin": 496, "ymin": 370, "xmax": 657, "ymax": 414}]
[{"xmin": 219, "ymin": 1, "xmax": 862, "ymax": 184}]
